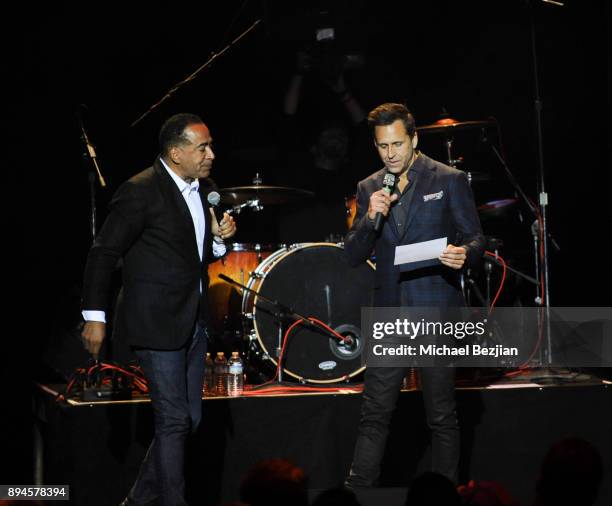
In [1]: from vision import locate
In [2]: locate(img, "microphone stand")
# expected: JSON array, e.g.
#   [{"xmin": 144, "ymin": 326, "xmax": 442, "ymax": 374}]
[
  {"xmin": 525, "ymin": 0, "xmax": 566, "ymax": 373},
  {"xmin": 78, "ymin": 108, "xmax": 107, "ymax": 242},
  {"xmin": 130, "ymin": 19, "xmax": 261, "ymax": 128},
  {"xmin": 218, "ymin": 273, "xmax": 346, "ymax": 384},
  {"xmin": 526, "ymin": 0, "xmax": 553, "ymax": 369}
]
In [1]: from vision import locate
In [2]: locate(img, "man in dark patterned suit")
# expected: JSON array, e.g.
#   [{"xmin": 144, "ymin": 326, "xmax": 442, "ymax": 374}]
[
  {"xmin": 344, "ymin": 103, "xmax": 484, "ymax": 487},
  {"xmin": 81, "ymin": 113, "xmax": 236, "ymax": 505}
]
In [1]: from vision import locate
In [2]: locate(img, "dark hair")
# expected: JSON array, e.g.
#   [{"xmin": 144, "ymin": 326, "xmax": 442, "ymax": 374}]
[
  {"xmin": 159, "ymin": 113, "xmax": 204, "ymax": 156},
  {"xmin": 367, "ymin": 103, "xmax": 416, "ymax": 137}
]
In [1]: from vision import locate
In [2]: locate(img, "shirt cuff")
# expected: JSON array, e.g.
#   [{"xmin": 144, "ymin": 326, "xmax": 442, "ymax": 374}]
[
  {"xmin": 82, "ymin": 310, "xmax": 106, "ymax": 323},
  {"xmin": 212, "ymin": 241, "xmax": 227, "ymax": 258}
]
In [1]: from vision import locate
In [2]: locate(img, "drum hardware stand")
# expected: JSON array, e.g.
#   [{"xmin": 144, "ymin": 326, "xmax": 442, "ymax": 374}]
[
  {"xmin": 275, "ymin": 319, "xmax": 285, "ymax": 382},
  {"xmin": 466, "ymin": 252, "xmax": 538, "ymax": 310},
  {"xmin": 225, "ymin": 175, "xmax": 268, "ymax": 215},
  {"xmin": 218, "ymin": 273, "xmax": 349, "ymax": 384},
  {"xmin": 486, "ymin": 251, "xmax": 539, "ymax": 288},
  {"xmin": 444, "ymin": 136, "xmax": 472, "ymax": 184},
  {"xmin": 476, "ymin": 136, "xmax": 570, "ymax": 381},
  {"xmin": 485, "ymin": 141, "xmax": 561, "ymax": 372},
  {"xmin": 466, "ymin": 250, "xmax": 538, "ymax": 370},
  {"xmin": 445, "ymin": 136, "xmax": 475, "ymax": 302},
  {"xmin": 226, "ymin": 198, "xmax": 264, "ymax": 216}
]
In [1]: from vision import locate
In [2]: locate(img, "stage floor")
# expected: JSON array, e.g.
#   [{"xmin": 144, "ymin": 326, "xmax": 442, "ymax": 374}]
[{"xmin": 33, "ymin": 373, "xmax": 612, "ymax": 506}]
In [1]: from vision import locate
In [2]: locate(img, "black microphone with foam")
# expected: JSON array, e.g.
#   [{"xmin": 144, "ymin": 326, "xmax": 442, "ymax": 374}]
[
  {"xmin": 373, "ymin": 172, "xmax": 397, "ymax": 232},
  {"xmin": 207, "ymin": 191, "xmax": 225, "ymax": 225}
]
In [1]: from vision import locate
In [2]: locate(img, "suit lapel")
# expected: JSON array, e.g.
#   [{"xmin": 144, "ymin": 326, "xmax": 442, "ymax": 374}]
[
  {"xmin": 398, "ymin": 155, "xmax": 435, "ymax": 243},
  {"xmin": 198, "ymin": 179, "xmax": 213, "ymax": 261},
  {"xmin": 154, "ymin": 159, "xmax": 200, "ymax": 263}
]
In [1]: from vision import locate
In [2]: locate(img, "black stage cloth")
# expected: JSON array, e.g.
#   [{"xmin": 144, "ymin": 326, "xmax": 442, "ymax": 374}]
[{"xmin": 34, "ymin": 381, "xmax": 612, "ymax": 506}]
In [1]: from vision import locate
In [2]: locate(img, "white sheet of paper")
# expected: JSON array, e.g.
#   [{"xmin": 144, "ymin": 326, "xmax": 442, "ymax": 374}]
[{"xmin": 394, "ymin": 237, "xmax": 447, "ymax": 265}]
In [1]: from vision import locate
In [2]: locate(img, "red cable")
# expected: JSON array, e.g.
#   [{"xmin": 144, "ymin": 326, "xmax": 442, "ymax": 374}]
[
  {"xmin": 266, "ymin": 316, "xmax": 356, "ymax": 386},
  {"xmin": 242, "ymin": 384, "xmax": 363, "ymax": 397},
  {"xmin": 308, "ymin": 317, "xmax": 353, "ymax": 343},
  {"xmin": 511, "ymin": 216, "xmax": 546, "ymax": 370},
  {"xmin": 62, "ymin": 362, "xmax": 150, "ymax": 399},
  {"xmin": 484, "ymin": 250, "xmax": 507, "ymax": 313}
]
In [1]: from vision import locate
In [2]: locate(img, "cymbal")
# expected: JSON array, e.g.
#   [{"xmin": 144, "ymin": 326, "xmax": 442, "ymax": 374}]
[
  {"xmin": 219, "ymin": 185, "xmax": 315, "ymax": 205},
  {"xmin": 477, "ymin": 198, "xmax": 517, "ymax": 219},
  {"xmin": 465, "ymin": 171, "xmax": 493, "ymax": 182},
  {"xmin": 417, "ymin": 119, "xmax": 492, "ymax": 135}
]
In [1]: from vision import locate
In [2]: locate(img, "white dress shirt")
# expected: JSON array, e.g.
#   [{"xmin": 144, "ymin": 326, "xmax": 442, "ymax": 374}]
[{"xmin": 83, "ymin": 159, "xmax": 226, "ymax": 323}]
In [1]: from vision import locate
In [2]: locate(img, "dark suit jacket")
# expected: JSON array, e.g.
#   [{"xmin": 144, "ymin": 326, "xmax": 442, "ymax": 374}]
[
  {"xmin": 82, "ymin": 157, "xmax": 219, "ymax": 350},
  {"xmin": 345, "ymin": 153, "xmax": 484, "ymax": 307}
]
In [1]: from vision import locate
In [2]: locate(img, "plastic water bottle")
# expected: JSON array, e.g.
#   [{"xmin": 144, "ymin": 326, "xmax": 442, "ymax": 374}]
[
  {"xmin": 214, "ymin": 352, "xmax": 228, "ymax": 396},
  {"xmin": 226, "ymin": 351, "xmax": 244, "ymax": 397},
  {"xmin": 203, "ymin": 352, "xmax": 214, "ymax": 396}
]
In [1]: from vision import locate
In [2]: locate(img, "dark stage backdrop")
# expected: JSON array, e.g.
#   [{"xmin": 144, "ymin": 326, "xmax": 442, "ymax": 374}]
[{"xmin": 7, "ymin": 0, "xmax": 611, "ymax": 483}]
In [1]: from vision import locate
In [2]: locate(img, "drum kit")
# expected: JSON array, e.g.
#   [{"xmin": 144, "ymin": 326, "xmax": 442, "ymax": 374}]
[
  {"xmin": 208, "ymin": 241, "xmax": 376, "ymax": 383},
  {"xmin": 209, "ymin": 117, "xmax": 527, "ymax": 384}
]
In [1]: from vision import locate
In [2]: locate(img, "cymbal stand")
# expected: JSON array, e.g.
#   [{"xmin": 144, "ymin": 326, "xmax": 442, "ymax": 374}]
[
  {"xmin": 467, "ymin": 247, "xmax": 538, "ymax": 353},
  {"xmin": 486, "ymin": 142, "xmax": 560, "ymax": 368},
  {"xmin": 225, "ymin": 174, "xmax": 267, "ymax": 215},
  {"xmin": 445, "ymin": 135, "xmax": 474, "ymax": 303},
  {"xmin": 444, "ymin": 135, "xmax": 471, "ymax": 183},
  {"xmin": 227, "ymin": 198, "xmax": 264, "ymax": 216}
]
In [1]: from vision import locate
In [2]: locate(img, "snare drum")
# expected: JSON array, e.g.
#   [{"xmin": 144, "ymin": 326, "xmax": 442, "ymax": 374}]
[
  {"xmin": 208, "ymin": 243, "xmax": 278, "ymax": 336},
  {"xmin": 242, "ymin": 242, "xmax": 376, "ymax": 383}
]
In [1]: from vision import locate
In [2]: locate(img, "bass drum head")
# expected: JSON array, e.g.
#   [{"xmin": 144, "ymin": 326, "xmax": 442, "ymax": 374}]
[{"xmin": 253, "ymin": 243, "xmax": 375, "ymax": 383}]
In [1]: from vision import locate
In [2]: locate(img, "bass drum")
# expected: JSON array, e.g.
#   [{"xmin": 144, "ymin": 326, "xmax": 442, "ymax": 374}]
[
  {"xmin": 208, "ymin": 243, "xmax": 278, "ymax": 337},
  {"xmin": 243, "ymin": 243, "xmax": 376, "ymax": 383}
]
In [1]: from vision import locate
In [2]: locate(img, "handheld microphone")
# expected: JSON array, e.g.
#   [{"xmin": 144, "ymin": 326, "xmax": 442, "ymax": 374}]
[
  {"xmin": 207, "ymin": 191, "xmax": 225, "ymax": 225},
  {"xmin": 374, "ymin": 172, "xmax": 396, "ymax": 232}
]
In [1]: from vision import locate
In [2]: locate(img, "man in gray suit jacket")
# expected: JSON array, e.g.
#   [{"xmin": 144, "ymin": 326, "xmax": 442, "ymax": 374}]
[
  {"xmin": 345, "ymin": 103, "xmax": 484, "ymax": 487},
  {"xmin": 81, "ymin": 113, "xmax": 236, "ymax": 505}
]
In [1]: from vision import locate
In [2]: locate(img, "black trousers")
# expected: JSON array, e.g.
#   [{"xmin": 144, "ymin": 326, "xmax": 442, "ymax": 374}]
[{"xmin": 347, "ymin": 366, "xmax": 459, "ymax": 486}]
